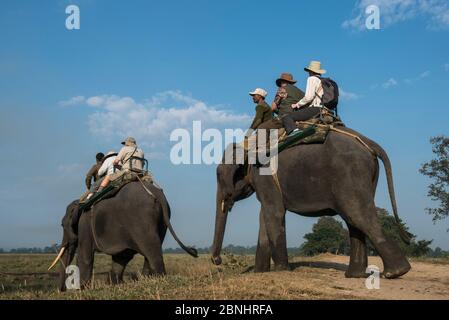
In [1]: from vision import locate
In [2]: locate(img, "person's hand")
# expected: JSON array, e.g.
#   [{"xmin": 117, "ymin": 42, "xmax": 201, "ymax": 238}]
[{"xmin": 291, "ymin": 103, "xmax": 300, "ymax": 109}]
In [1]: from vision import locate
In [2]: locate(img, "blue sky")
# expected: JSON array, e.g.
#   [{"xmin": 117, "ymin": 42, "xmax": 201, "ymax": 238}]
[{"xmin": 0, "ymin": 0, "xmax": 448, "ymax": 250}]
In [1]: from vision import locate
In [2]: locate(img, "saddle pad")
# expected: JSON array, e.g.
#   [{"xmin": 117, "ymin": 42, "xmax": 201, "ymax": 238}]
[{"xmin": 79, "ymin": 171, "xmax": 153, "ymax": 212}]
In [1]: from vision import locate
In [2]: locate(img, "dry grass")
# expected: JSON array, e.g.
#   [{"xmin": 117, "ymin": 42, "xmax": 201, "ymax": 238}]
[{"xmin": 1, "ymin": 253, "xmax": 448, "ymax": 300}]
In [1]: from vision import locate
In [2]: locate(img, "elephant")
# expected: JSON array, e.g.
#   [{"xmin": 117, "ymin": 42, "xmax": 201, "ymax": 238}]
[
  {"xmin": 211, "ymin": 126, "xmax": 412, "ymax": 279},
  {"xmin": 49, "ymin": 180, "xmax": 198, "ymax": 291}
]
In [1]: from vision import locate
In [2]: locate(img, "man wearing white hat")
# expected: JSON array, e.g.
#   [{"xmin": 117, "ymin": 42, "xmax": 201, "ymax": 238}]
[
  {"xmin": 283, "ymin": 61, "xmax": 326, "ymax": 136},
  {"xmin": 248, "ymin": 88, "xmax": 272, "ymax": 133},
  {"xmin": 241, "ymin": 88, "xmax": 272, "ymax": 151}
]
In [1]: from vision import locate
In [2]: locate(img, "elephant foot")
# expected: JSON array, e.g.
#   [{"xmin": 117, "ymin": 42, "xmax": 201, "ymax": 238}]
[
  {"xmin": 211, "ymin": 256, "xmax": 222, "ymax": 266},
  {"xmin": 345, "ymin": 269, "xmax": 369, "ymax": 278},
  {"xmin": 273, "ymin": 264, "xmax": 290, "ymax": 272},
  {"xmin": 254, "ymin": 265, "xmax": 270, "ymax": 273},
  {"xmin": 382, "ymin": 261, "xmax": 411, "ymax": 279}
]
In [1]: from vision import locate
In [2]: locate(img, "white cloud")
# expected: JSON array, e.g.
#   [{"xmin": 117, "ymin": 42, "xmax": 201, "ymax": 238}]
[
  {"xmin": 58, "ymin": 96, "xmax": 85, "ymax": 107},
  {"xmin": 63, "ymin": 91, "xmax": 251, "ymax": 150},
  {"xmin": 404, "ymin": 70, "xmax": 431, "ymax": 84},
  {"xmin": 382, "ymin": 78, "xmax": 398, "ymax": 89},
  {"xmin": 339, "ymin": 89, "xmax": 361, "ymax": 101},
  {"xmin": 343, "ymin": 0, "xmax": 449, "ymax": 31}
]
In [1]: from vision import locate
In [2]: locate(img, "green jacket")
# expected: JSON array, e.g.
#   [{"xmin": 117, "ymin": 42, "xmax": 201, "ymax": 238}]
[
  {"xmin": 250, "ymin": 100, "xmax": 272, "ymax": 130},
  {"xmin": 278, "ymin": 84, "xmax": 305, "ymax": 117}
]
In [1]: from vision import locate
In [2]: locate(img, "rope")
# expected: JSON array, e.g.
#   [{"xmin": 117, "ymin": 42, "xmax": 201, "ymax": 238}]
[
  {"xmin": 329, "ymin": 125, "xmax": 375, "ymax": 155},
  {"xmin": 272, "ymin": 171, "xmax": 282, "ymax": 195},
  {"xmin": 243, "ymin": 164, "xmax": 252, "ymax": 186},
  {"xmin": 136, "ymin": 175, "xmax": 155, "ymax": 198},
  {"xmin": 90, "ymin": 205, "xmax": 103, "ymax": 252},
  {"xmin": 296, "ymin": 121, "xmax": 375, "ymax": 155},
  {"xmin": 243, "ymin": 161, "xmax": 281, "ymax": 195}
]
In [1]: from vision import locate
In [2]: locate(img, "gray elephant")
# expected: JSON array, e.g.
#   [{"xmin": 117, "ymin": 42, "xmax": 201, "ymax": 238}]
[
  {"xmin": 50, "ymin": 180, "xmax": 197, "ymax": 291},
  {"xmin": 211, "ymin": 127, "xmax": 411, "ymax": 279}
]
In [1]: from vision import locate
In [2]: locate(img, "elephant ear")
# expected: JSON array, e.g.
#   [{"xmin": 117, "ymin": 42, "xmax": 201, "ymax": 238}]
[
  {"xmin": 217, "ymin": 164, "xmax": 239, "ymax": 198},
  {"xmin": 61, "ymin": 200, "xmax": 80, "ymax": 246}
]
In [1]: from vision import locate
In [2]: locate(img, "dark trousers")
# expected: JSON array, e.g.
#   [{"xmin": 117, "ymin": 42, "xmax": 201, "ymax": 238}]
[{"xmin": 282, "ymin": 107, "xmax": 321, "ymax": 134}]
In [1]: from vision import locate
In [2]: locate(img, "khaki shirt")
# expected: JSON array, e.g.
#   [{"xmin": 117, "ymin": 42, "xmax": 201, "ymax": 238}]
[
  {"xmin": 116, "ymin": 145, "xmax": 145, "ymax": 171},
  {"xmin": 85, "ymin": 162, "xmax": 102, "ymax": 189}
]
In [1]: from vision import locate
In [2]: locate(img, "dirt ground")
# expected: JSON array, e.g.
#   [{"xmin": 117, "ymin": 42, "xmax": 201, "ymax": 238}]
[
  {"xmin": 1, "ymin": 253, "xmax": 448, "ymax": 300},
  {"xmin": 282, "ymin": 254, "xmax": 449, "ymax": 299}
]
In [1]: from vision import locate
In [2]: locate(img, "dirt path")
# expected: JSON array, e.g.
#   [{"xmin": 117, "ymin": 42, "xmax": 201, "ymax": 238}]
[{"xmin": 280, "ymin": 254, "xmax": 449, "ymax": 299}]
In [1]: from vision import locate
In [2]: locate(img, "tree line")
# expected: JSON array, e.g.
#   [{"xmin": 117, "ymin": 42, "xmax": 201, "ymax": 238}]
[{"xmin": 298, "ymin": 208, "xmax": 448, "ymax": 258}]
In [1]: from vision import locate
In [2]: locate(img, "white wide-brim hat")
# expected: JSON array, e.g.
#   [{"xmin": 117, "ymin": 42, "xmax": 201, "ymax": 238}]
[
  {"xmin": 249, "ymin": 88, "xmax": 268, "ymax": 98},
  {"xmin": 304, "ymin": 61, "xmax": 326, "ymax": 75}
]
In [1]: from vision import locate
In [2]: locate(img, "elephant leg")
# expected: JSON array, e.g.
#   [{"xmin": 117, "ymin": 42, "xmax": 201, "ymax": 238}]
[
  {"xmin": 142, "ymin": 258, "xmax": 153, "ymax": 276},
  {"xmin": 254, "ymin": 211, "xmax": 271, "ymax": 273},
  {"xmin": 110, "ymin": 251, "xmax": 134, "ymax": 284},
  {"xmin": 140, "ymin": 232, "xmax": 166, "ymax": 276},
  {"xmin": 343, "ymin": 202, "xmax": 410, "ymax": 279},
  {"xmin": 260, "ymin": 206, "xmax": 289, "ymax": 271},
  {"xmin": 76, "ymin": 214, "xmax": 96, "ymax": 289},
  {"xmin": 77, "ymin": 245, "xmax": 94, "ymax": 289},
  {"xmin": 141, "ymin": 257, "xmax": 162, "ymax": 276},
  {"xmin": 345, "ymin": 223, "xmax": 368, "ymax": 278}
]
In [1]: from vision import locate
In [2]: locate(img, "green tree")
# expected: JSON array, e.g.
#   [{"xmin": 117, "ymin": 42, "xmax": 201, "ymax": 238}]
[
  {"xmin": 419, "ymin": 136, "xmax": 449, "ymax": 225},
  {"xmin": 300, "ymin": 217, "xmax": 349, "ymax": 256}
]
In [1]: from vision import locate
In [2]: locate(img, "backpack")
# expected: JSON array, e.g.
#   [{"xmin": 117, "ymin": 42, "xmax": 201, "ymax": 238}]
[{"xmin": 317, "ymin": 77, "xmax": 339, "ymax": 110}]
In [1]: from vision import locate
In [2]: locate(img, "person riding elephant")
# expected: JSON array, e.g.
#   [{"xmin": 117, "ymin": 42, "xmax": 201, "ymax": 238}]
[
  {"xmin": 248, "ymin": 88, "xmax": 272, "ymax": 133},
  {"xmin": 85, "ymin": 152, "xmax": 105, "ymax": 190},
  {"xmin": 79, "ymin": 152, "xmax": 104, "ymax": 203},
  {"xmin": 282, "ymin": 61, "xmax": 327, "ymax": 137},
  {"xmin": 271, "ymin": 72, "xmax": 305, "ymax": 119},
  {"xmin": 114, "ymin": 136, "xmax": 145, "ymax": 172},
  {"xmin": 211, "ymin": 128, "xmax": 412, "ymax": 279},
  {"xmin": 49, "ymin": 180, "xmax": 198, "ymax": 290},
  {"xmin": 243, "ymin": 88, "xmax": 272, "ymax": 151},
  {"xmin": 95, "ymin": 137, "xmax": 144, "ymax": 194}
]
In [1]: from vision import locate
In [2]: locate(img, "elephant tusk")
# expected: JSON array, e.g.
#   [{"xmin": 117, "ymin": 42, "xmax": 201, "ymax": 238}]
[
  {"xmin": 48, "ymin": 246, "xmax": 65, "ymax": 271},
  {"xmin": 221, "ymin": 200, "xmax": 225, "ymax": 213}
]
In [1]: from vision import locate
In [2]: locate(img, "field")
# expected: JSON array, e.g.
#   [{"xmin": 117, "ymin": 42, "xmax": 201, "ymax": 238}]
[{"xmin": 1, "ymin": 253, "xmax": 449, "ymax": 300}]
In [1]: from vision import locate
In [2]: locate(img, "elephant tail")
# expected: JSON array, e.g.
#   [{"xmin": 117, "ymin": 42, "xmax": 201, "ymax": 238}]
[
  {"xmin": 361, "ymin": 137, "xmax": 413, "ymax": 245},
  {"xmin": 138, "ymin": 177, "xmax": 198, "ymax": 258},
  {"xmin": 336, "ymin": 127, "xmax": 413, "ymax": 244}
]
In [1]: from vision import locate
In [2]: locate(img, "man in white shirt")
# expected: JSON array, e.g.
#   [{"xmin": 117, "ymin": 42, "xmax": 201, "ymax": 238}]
[
  {"xmin": 85, "ymin": 150, "xmax": 117, "ymax": 200},
  {"xmin": 97, "ymin": 151, "xmax": 117, "ymax": 178},
  {"xmin": 95, "ymin": 137, "xmax": 144, "ymax": 195},
  {"xmin": 282, "ymin": 61, "xmax": 326, "ymax": 136}
]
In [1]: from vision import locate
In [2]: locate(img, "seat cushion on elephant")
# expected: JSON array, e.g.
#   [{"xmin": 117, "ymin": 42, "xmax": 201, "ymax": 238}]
[
  {"xmin": 244, "ymin": 114, "xmax": 346, "ymax": 157},
  {"xmin": 277, "ymin": 122, "xmax": 330, "ymax": 146},
  {"xmin": 79, "ymin": 171, "xmax": 154, "ymax": 212}
]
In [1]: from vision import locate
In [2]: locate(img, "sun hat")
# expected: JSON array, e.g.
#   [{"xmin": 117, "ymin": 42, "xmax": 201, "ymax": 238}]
[
  {"xmin": 121, "ymin": 137, "xmax": 136, "ymax": 146},
  {"xmin": 304, "ymin": 61, "xmax": 326, "ymax": 75},
  {"xmin": 275, "ymin": 73, "xmax": 297, "ymax": 87},
  {"xmin": 249, "ymin": 88, "xmax": 268, "ymax": 98}
]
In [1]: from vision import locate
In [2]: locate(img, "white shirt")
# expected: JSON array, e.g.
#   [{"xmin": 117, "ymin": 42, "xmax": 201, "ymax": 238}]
[
  {"xmin": 98, "ymin": 156, "xmax": 117, "ymax": 177},
  {"xmin": 297, "ymin": 76, "xmax": 323, "ymax": 108}
]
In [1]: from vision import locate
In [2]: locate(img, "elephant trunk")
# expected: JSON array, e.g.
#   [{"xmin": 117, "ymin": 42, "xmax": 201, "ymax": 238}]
[{"xmin": 211, "ymin": 185, "xmax": 229, "ymax": 265}]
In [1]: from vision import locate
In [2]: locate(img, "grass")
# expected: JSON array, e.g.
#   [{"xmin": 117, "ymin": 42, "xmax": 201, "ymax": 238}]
[
  {"xmin": 1, "ymin": 253, "xmax": 267, "ymax": 300},
  {"xmin": 1, "ymin": 253, "xmax": 448, "ymax": 300}
]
